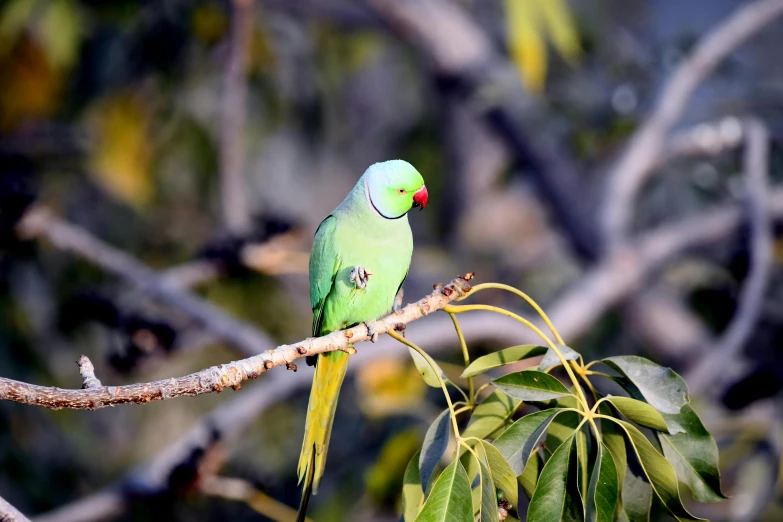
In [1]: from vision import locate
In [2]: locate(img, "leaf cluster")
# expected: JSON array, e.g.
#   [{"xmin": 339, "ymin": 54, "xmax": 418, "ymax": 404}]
[{"xmin": 396, "ymin": 283, "xmax": 726, "ymax": 522}]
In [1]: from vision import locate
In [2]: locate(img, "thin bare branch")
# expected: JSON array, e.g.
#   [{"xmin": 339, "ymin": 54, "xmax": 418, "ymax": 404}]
[
  {"xmin": 220, "ymin": 0, "xmax": 254, "ymax": 233},
  {"xmin": 602, "ymin": 0, "xmax": 783, "ymax": 245},
  {"xmin": 686, "ymin": 119, "xmax": 774, "ymax": 394},
  {"xmin": 0, "ymin": 494, "xmax": 31, "ymax": 522},
  {"xmin": 17, "ymin": 207, "xmax": 275, "ymax": 357},
  {"xmin": 0, "ymin": 275, "xmax": 474, "ymax": 410}
]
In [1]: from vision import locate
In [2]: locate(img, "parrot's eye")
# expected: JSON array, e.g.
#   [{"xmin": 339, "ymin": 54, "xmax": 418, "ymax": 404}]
[{"xmin": 397, "ymin": 188, "xmax": 406, "ymax": 194}]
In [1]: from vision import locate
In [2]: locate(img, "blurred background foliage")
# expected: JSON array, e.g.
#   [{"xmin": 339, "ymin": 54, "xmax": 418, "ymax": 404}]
[{"xmin": 1, "ymin": 0, "xmax": 783, "ymax": 521}]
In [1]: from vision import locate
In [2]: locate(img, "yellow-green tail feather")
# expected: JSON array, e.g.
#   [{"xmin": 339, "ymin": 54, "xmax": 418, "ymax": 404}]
[{"xmin": 296, "ymin": 350, "xmax": 350, "ymax": 521}]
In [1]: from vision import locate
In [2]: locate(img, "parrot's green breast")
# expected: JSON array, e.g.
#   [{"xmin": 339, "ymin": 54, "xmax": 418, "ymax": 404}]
[{"xmin": 316, "ymin": 208, "xmax": 412, "ymax": 335}]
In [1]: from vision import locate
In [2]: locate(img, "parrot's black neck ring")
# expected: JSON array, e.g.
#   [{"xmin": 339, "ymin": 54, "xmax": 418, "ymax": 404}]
[{"xmin": 366, "ymin": 178, "xmax": 408, "ymax": 220}]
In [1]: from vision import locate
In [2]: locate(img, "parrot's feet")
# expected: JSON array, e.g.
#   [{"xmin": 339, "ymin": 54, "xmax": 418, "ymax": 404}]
[
  {"xmin": 364, "ymin": 321, "xmax": 379, "ymax": 343},
  {"xmin": 350, "ymin": 265, "xmax": 373, "ymax": 289}
]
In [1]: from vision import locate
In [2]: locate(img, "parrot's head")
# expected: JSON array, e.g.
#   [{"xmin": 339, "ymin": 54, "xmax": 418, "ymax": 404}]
[{"xmin": 365, "ymin": 160, "xmax": 428, "ymax": 219}]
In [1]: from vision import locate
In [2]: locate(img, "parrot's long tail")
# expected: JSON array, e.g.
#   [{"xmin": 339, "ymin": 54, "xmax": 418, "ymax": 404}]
[{"xmin": 296, "ymin": 350, "xmax": 350, "ymax": 522}]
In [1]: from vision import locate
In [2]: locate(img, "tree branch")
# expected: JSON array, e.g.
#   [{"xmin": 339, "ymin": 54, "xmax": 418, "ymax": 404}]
[
  {"xmin": 686, "ymin": 119, "xmax": 774, "ymax": 395},
  {"xmin": 32, "ymin": 309, "xmax": 496, "ymax": 522},
  {"xmin": 367, "ymin": 0, "xmax": 601, "ymax": 260},
  {"xmin": 0, "ymin": 274, "xmax": 474, "ymax": 410},
  {"xmin": 220, "ymin": 0, "xmax": 254, "ymax": 233},
  {"xmin": 0, "ymin": 495, "xmax": 31, "ymax": 522},
  {"xmin": 602, "ymin": 0, "xmax": 783, "ymax": 246},
  {"xmin": 541, "ymin": 185, "xmax": 783, "ymax": 345},
  {"xmin": 17, "ymin": 207, "xmax": 275, "ymax": 357}
]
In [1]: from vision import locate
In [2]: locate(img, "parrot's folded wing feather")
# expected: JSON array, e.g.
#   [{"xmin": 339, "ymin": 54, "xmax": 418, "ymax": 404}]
[{"xmin": 310, "ymin": 216, "xmax": 341, "ymax": 336}]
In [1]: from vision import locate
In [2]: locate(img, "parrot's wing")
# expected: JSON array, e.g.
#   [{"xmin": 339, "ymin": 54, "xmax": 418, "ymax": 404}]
[{"xmin": 310, "ymin": 215, "xmax": 341, "ymax": 336}]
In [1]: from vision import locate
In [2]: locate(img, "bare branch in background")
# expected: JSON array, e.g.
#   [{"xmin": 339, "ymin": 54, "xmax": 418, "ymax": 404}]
[
  {"xmin": 544, "ymin": 187, "xmax": 783, "ymax": 345},
  {"xmin": 686, "ymin": 120, "xmax": 774, "ymax": 394},
  {"xmin": 220, "ymin": 0, "xmax": 254, "ymax": 233},
  {"xmin": 623, "ymin": 285, "xmax": 714, "ymax": 362},
  {"xmin": 602, "ymin": 0, "xmax": 783, "ymax": 246},
  {"xmin": 17, "ymin": 207, "xmax": 275, "ymax": 357},
  {"xmin": 368, "ymin": 0, "xmax": 601, "ymax": 260},
  {"xmin": 0, "ymin": 275, "xmax": 473, "ymax": 410},
  {"xmin": 0, "ymin": 494, "xmax": 31, "ymax": 522}
]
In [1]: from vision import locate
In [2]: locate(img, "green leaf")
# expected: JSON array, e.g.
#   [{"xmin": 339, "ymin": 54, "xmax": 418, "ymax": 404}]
[
  {"xmin": 420, "ymin": 409, "xmax": 451, "ymax": 493},
  {"xmin": 519, "ymin": 450, "xmax": 541, "ymax": 499},
  {"xmin": 476, "ymin": 448, "xmax": 498, "ymax": 522},
  {"xmin": 538, "ymin": 344, "xmax": 581, "ymax": 372},
  {"xmin": 658, "ymin": 405, "xmax": 727, "ymax": 502},
  {"xmin": 479, "ymin": 441, "xmax": 519, "ymax": 512},
  {"xmin": 612, "ymin": 419, "xmax": 703, "ymax": 521},
  {"xmin": 586, "ymin": 442, "xmax": 618, "ymax": 522},
  {"xmin": 528, "ymin": 392, "xmax": 580, "ymax": 412},
  {"xmin": 602, "ymin": 356, "xmax": 688, "ymax": 414},
  {"xmin": 409, "ymin": 348, "xmax": 447, "ymax": 389},
  {"xmin": 606, "ymin": 396, "xmax": 670, "ymax": 433},
  {"xmin": 414, "ymin": 459, "xmax": 474, "ymax": 522},
  {"xmin": 403, "ymin": 450, "xmax": 424, "ymax": 521},
  {"xmin": 462, "ymin": 390, "xmax": 521, "ymax": 440},
  {"xmin": 576, "ymin": 424, "xmax": 591, "ymax": 505},
  {"xmin": 599, "ymin": 404, "xmax": 627, "ymax": 487},
  {"xmin": 546, "ymin": 410, "xmax": 580, "ymax": 452},
  {"xmin": 493, "ymin": 370, "xmax": 572, "ymax": 402},
  {"xmin": 528, "ymin": 434, "xmax": 577, "ymax": 522},
  {"xmin": 462, "ymin": 345, "xmax": 546, "ymax": 378},
  {"xmin": 494, "ymin": 409, "xmax": 563, "ymax": 475},
  {"xmin": 617, "ymin": 472, "xmax": 652, "ymax": 522}
]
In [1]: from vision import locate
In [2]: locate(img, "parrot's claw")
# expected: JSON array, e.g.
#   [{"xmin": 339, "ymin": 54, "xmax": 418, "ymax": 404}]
[
  {"xmin": 393, "ymin": 288, "xmax": 404, "ymax": 312},
  {"xmin": 350, "ymin": 265, "xmax": 373, "ymax": 289},
  {"xmin": 364, "ymin": 322, "xmax": 379, "ymax": 343}
]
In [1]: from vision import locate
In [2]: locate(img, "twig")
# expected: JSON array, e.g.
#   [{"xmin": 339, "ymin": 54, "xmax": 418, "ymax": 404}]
[
  {"xmin": 0, "ymin": 275, "xmax": 474, "ymax": 410},
  {"xmin": 602, "ymin": 0, "xmax": 783, "ymax": 246},
  {"xmin": 17, "ymin": 207, "xmax": 275, "ymax": 357},
  {"xmin": 686, "ymin": 119, "xmax": 773, "ymax": 394},
  {"xmin": 220, "ymin": 0, "xmax": 254, "ymax": 233},
  {"xmin": 76, "ymin": 355, "xmax": 102, "ymax": 389},
  {"xmin": 0, "ymin": 494, "xmax": 31, "ymax": 522}
]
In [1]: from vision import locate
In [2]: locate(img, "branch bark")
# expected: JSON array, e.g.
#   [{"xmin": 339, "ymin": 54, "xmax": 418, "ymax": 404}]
[
  {"xmin": 0, "ymin": 275, "xmax": 474, "ymax": 410},
  {"xmin": 0, "ymin": 495, "xmax": 31, "ymax": 522}
]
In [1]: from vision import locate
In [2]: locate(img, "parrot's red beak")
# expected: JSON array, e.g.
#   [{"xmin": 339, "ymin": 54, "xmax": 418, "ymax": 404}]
[{"xmin": 412, "ymin": 185, "xmax": 428, "ymax": 210}]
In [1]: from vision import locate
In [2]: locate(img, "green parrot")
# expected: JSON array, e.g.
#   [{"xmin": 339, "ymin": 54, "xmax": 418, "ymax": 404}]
[{"xmin": 296, "ymin": 160, "xmax": 428, "ymax": 521}]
